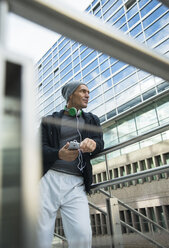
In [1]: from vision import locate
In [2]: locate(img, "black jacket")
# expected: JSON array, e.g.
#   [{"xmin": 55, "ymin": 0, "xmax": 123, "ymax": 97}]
[{"xmin": 40, "ymin": 109, "xmax": 104, "ymax": 193}]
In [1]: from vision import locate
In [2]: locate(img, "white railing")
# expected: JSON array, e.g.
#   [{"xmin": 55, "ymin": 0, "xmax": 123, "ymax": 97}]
[{"xmin": 5, "ymin": 0, "xmax": 169, "ymax": 82}]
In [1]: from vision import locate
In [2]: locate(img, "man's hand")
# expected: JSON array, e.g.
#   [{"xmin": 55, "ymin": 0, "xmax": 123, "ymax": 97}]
[
  {"xmin": 80, "ymin": 138, "xmax": 96, "ymax": 153},
  {"xmin": 58, "ymin": 142, "xmax": 79, "ymax": 161}
]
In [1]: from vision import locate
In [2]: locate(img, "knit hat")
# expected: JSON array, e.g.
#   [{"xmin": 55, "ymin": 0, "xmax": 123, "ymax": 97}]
[{"xmin": 61, "ymin": 81, "xmax": 85, "ymax": 102}]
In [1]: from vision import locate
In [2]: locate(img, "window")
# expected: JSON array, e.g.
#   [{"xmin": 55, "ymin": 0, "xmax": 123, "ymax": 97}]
[
  {"xmin": 120, "ymin": 211, "xmax": 127, "ymax": 233},
  {"xmin": 139, "ymin": 208, "xmax": 149, "ymax": 232},
  {"xmin": 73, "ymin": 64, "xmax": 80, "ymax": 74},
  {"xmin": 93, "ymin": 2, "xmax": 100, "ymax": 14},
  {"xmin": 59, "ymin": 48, "xmax": 71, "ymax": 63},
  {"xmin": 54, "ymin": 68, "xmax": 59, "ymax": 76},
  {"xmin": 90, "ymin": 215, "xmax": 96, "ymax": 235},
  {"xmin": 87, "ymin": 77, "xmax": 99, "ymax": 90},
  {"xmin": 80, "ymin": 48, "xmax": 93, "ymax": 61},
  {"xmin": 104, "ymin": 88, "xmax": 114, "ymax": 101},
  {"xmin": 135, "ymin": 105, "xmax": 158, "ymax": 134},
  {"xmin": 73, "ymin": 56, "xmax": 80, "ymax": 67},
  {"xmin": 113, "ymin": 65, "xmax": 135, "ymax": 84},
  {"xmin": 144, "ymin": 16, "xmax": 167, "ymax": 39},
  {"xmin": 101, "ymin": 214, "xmax": 107, "ymax": 234},
  {"xmin": 42, "ymin": 54, "xmax": 52, "ymax": 67},
  {"xmin": 43, "ymin": 66, "xmax": 52, "ymax": 79},
  {"xmin": 126, "ymin": 3, "xmax": 138, "ymax": 20},
  {"xmin": 82, "ymin": 57, "xmax": 98, "ymax": 76},
  {"xmin": 130, "ymin": 23, "xmax": 142, "ymax": 37},
  {"xmin": 142, "ymin": 88, "xmax": 156, "ymax": 100},
  {"xmin": 146, "ymin": 25, "xmax": 169, "ymax": 48},
  {"xmin": 99, "ymin": 54, "xmax": 109, "ymax": 63},
  {"xmin": 120, "ymin": 23, "xmax": 128, "ymax": 32},
  {"xmin": 147, "ymin": 207, "xmax": 156, "ymax": 231},
  {"xmin": 44, "ymin": 102, "xmax": 54, "ymax": 115},
  {"xmin": 107, "ymin": 7, "xmax": 124, "ymax": 25},
  {"xmin": 103, "ymin": 78, "xmax": 113, "ymax": 91},
  {"xmin": 156, "ymin": 96, "xmax": 169, "ymax": 125},
  {"xmin": 60, "ymin": 57, "xmax": 71, "ymax": 70},
  {"xmin": 102, "ymin": 0, "xmax": 113, "ymax": 14},
  {"xmin": 107, "ymin": 109, "xmax": 116, "ymax": 120},
  {"xmin": 58, "ymin": 38, "xmax": 68, "ymax": 51},
  {"xmin": 142, "ymin": 5, "xmax": 168, "ymax": 29},
  {"xmin": 81, "ymin": 51, "xmax": 97, "ymax": 69},
  {"xmin": 101, "ymin": 68, "xmax": 111, "ymax": 79},
  {"xmin": 117, "ymin": 96, "xmax": 141, "ymax": 114},
  {"xmin": 100, "ymin": 59, "xmax": 109, "ymax": 72},
  {"xmin": 157, "ymin": 82, "xmax": 169, "ymax": 94},
  {"xmin": 114, "ymin": 73, "xmax": 137, "ymax": 95},
  {"xmin": 140, "ymin": 76, "xmax": 155, "ymax": 92},
  {"xmin": 61, "ymin": 70, "xmax": 73, "ymax": 83},
  {"xmin": 100, "ymin": 115, "xmax": 106, "ymax": 123},
  {"xmin": 114, "ymin": 15, "xmax": 126, "ymax": 29},
  {"xmin": 72, "ymin": 49, "xmax": 79, "ymax": 59},
  {"xmin": 128, "ymin": 13, "xmax": 140, "ymax": 28},
  {"xmin": 60, "ymin": 64, "xmax": 72, "ymax": 78},
  {"xmin": 38, "ymin": 83, "xmax": 42, "ymax": 91},
  {"xmin": 111, "ymin": 61, "xmax": 126, "ymax": 75},
  {"xmin": 117, "ymin": 116, "xmax": 137, "ymax": 143},
  {"xmin": 125, "ymin": 0, "xmax": 136, "ymax": 10},
  {"xmin": 88, "ymin": 95, "xmax": 103, "ymax": 110},
  {"xmin": 155, "ymin": 38, "xmax": 169, "ymax": 55},
  {"xmin": 38, "ymin": 64, "xmax": 42, "ymax": 70},
  {"xmin": 103, "ymin": 122, "xmax": 118, "ymax": 147},
  {"xmin": 43, "ymin": 73, "xmax": 53, "ymax": 87},
  {"xmin": 74, "ymin": 72, "xmax": 81, "ymax": 81},
  {"xmin": 43, "ymin": 94, "xmax": 54, "ymax": 108},
  {"xmin": 95, "ymin": 10, "xmax": 102, "ymax": 18},
  {"xmin": 59, "ymin": 41, "xmax": 70, "ymax": 58},
  {"xmin": 90, "ymin": 86, "xmax": 102, "ymax": 100},
  {"xmin": 140, "ymin": 1, "xmax": 159, "ymax": 18},
  {"xmin": 96, "ymin": 214, "xmax": 102, "ymax": 234},
  {"xmin": 43, "ymin": 80, "xmax": 53, "ymax": 94},
  {"xmin": 103, "ymin": 0, "xmax": 122, "ymax": 20}
]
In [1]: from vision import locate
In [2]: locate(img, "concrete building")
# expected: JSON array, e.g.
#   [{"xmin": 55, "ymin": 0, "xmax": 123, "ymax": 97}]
[{"xmin": 36, "ymin": 0, "xmax": 169, "ymax": 247}]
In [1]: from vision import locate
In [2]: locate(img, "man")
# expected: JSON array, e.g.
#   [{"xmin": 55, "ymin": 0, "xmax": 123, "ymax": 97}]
[{"xmin": 38, "ymin": 81, "xmax": 104, "ymax": 248}]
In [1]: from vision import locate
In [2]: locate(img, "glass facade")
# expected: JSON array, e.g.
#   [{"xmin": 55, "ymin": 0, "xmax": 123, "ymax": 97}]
[{"xmin": 36, "ymin": 0, "xmax": 169, "ymax": 150}]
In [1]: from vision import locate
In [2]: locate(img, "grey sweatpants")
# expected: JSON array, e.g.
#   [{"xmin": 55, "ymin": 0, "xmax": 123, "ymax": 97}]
[{"xmin": 37, "ymin": 170, "xmax": 92, "ymax": 248}]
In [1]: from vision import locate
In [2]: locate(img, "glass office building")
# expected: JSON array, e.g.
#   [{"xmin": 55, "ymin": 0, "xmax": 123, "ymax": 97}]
[{"xmin": 36, "ymin": 0, "xmax": 169, "ymax": 151}]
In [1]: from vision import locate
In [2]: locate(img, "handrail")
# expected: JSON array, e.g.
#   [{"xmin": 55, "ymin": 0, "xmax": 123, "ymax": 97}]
[
  {"xmin": 92, "ymin": 122, "xmax": 169, "ymax": 158},
  {"xmin": 8, "ymin": 0, "xmax": 169, "ymax": 82},
  {"xmin": 88, "ymin": 201, "xmax": 107, "ymax": 216},
  {"xmin": 90, "ymin": 164, "xmax": 169, "ymax": 190},
  {"xmin": 53, "ymin": 232, "xmax": 67, "ymax": 242},
  {"xmin": 119, "ymin": 200, "xmax": 169, "ymax": 235},
  {"xmin": 98, "ymin": 189, "xmax": 169, "ymax": 235},
  {"xmin": 89, "ymin": 186, "xmax": 169, "ymax": 248},
  {"xmin": 120, "ymin": 220, "xmax": 167, "ymax": 248}
]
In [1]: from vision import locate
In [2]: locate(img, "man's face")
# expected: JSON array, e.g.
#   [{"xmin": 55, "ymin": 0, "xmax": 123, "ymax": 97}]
[{"xmin": 69, "ymin": 84, "xmax": 90, "ymax": 109}]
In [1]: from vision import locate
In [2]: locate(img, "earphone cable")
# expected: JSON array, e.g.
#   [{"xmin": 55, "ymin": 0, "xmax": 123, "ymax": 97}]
[{"xmin": 76, "ymin": 114, "xmax": 86, "ymax": 171}]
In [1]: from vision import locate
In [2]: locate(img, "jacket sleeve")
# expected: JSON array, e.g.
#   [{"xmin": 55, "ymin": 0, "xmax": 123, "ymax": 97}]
[
  {"xmin": 89, "ymin": 113, "xmax": 104, "ymax": 156},
  {"xmin": 41, "ymin": 117, "xmax": 60, "ymax": 164}
]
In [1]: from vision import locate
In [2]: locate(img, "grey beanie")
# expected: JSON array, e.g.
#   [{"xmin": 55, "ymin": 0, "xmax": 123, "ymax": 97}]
[{"xmin": 61, "ymin": 81, "xmax": 85, "ymax": 102}]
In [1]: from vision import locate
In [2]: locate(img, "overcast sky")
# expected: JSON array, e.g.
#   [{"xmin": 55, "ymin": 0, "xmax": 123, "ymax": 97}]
[{"xmin": 7, "ymin": 0, "xmax": 92, "ymax": 63}]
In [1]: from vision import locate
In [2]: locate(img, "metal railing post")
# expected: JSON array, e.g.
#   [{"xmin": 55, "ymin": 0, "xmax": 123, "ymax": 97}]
[
  {"xmin": 106, "ymin": 197, "xmax": 124, "ymax": 248},
  {"xmin": 105, "ymin": 154, "xmax": 112, "ymax": 197}
]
